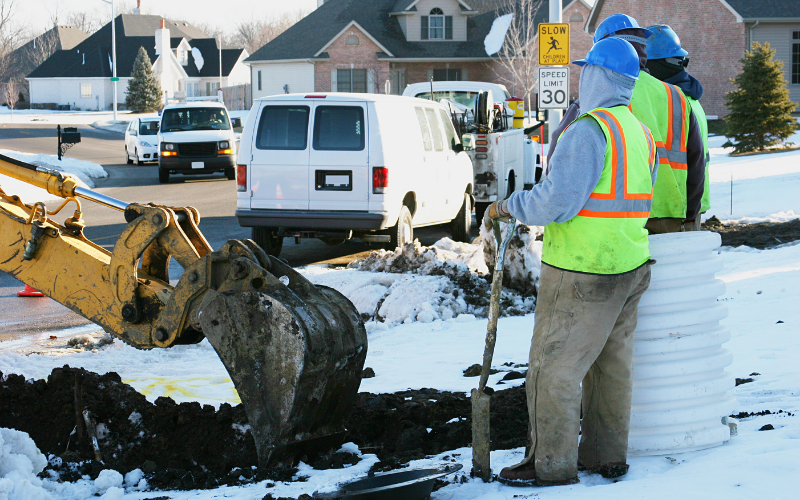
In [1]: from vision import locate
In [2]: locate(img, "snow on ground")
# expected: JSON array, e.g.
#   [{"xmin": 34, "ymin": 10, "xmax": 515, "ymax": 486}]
[
  {"xmin": 704, "ymin": 129, "xmax": 800, "ymax": 224},
  {"xmin": 0, "ymin": 124, "xmax": 799, "ymax": 498},
  {"xmin": 0, "ymin": 150, "xmax": 108, "ymax": 204}
]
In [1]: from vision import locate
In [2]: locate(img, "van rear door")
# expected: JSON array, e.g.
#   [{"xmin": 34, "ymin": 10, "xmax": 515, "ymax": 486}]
[
  {"xmin": 308, "ymin": 102, "xmax": 369, "ymax": 211},
  {"xmin": 249, "ymin": 102, "xmax": 311, "ymax": 210}
]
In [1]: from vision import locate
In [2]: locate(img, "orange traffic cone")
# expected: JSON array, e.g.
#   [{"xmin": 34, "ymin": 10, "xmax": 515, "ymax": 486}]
[{"xmin": 17, "ymin": 284, "xmax": 45, "ymax": 297}]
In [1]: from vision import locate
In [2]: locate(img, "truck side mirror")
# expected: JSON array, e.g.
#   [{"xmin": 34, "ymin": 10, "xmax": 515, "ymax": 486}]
[
  {"xmin": 231, "ymin": 117, "xmax": 243, "ymax": 133},
  {"xmin": 453, "ymin": 143, "xmax": 464, "ymax": 153},
  {"xmin": 461, "ymin": 134, "xmax": 474, "ymax": 151}
]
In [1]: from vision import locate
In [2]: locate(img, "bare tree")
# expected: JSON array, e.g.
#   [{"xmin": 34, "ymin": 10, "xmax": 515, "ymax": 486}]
[
  {"xmin": 0, "ymin": 0, "xmax": 25, "ymax": 52},
  {"xmin": 66, "ymin": 10, "xmax": 104, "ymax": 35},
  {"xmin": 3, "ymin": 76, "xmax": 19, "ymax": 118},
  {"xmin": 231, "ymin": 10, "xmax": 307, "ymax": 54},
  {"xmin": 489, "ymin": 0, "xmax": 541, "ymax": 113},
  {"xmin": 24, "ymin": 29, "xmax": 59, "ymax": 70}
]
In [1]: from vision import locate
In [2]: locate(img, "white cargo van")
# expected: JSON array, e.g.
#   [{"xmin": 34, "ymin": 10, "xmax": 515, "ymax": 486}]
[
  {"xmin": 235, "ymin": 93, "xmax": 475, "ymax": 256},
  {"xmin": 158, "ymin": 101, "xmax": 237, "ymax": 183}
]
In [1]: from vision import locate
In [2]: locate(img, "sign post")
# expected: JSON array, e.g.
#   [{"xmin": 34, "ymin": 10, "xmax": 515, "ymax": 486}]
[{"xmin": 537, "ymin": 67, "xmax": 569, "ymax": 110}]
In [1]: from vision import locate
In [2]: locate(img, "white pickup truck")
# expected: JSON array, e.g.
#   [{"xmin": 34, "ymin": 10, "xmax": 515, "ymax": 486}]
[{"xmin": 403, "ymin": 81, "xmax": 542, "ymax": 218}]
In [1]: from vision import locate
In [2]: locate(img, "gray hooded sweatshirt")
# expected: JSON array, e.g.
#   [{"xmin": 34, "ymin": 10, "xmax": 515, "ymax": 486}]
[{"xmin": 505, "ymin": 64, "xmax": 658, "ymax": 227}]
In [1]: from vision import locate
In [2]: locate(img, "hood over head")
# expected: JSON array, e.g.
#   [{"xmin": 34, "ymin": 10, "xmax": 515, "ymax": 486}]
[{"xmin": 579, "ymin": 63, "xmax": 634, "ymax": 112}]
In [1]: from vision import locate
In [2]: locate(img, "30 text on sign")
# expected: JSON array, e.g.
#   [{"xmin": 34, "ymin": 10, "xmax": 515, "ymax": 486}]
[
  {"xmin": 538, "ymin": 67, "xmax": 569, "ymax": 109},
  {"xmin": 538, "ymin": 23, "xmax": 570, "ymax": 66}
]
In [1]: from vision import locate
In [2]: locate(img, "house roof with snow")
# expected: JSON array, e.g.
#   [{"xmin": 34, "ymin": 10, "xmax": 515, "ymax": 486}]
[
  {"xmin": 246, "ymin": 0, "xmax": 547, "ymax": 63},
  {"xmin": 27, "ymin": 14, "xmax": 245, "ymax": 79}
]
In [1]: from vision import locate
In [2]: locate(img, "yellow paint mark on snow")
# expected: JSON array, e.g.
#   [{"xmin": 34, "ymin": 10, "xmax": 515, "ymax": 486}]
[{"xmin": 123, "ymin": 376, "xmax": 241, "ymax": 404}]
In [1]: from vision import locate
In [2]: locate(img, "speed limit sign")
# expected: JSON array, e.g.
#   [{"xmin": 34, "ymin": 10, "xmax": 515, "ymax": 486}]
[{"xmin": 537, "ymin": 67, "xmax": 569, "ymax": 109}]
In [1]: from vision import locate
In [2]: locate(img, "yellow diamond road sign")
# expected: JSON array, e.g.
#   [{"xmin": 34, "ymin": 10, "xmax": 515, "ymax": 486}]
[{"xmin": 539, "ymin": 23, "xmax": 570, "ymax": 66}]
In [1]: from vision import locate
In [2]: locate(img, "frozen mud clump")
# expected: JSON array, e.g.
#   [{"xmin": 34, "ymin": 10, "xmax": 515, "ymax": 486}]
[
  {"xmin": 345, "ymin": 238, "xmax": 536, "ymax": 321},
  {"xmin": 481, "ymin": 221, "xmax": 543, "ymax": 297}
]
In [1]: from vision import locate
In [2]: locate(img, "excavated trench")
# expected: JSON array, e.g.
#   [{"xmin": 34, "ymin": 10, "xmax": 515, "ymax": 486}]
[{"xmin": 1, "ymin": 220, "xmax": 797, "ymax": 495}]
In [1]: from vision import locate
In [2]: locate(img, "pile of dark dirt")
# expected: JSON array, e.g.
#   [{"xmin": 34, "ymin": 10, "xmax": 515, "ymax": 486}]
[
  {"xmin": 0, "ymin": 366, "xmax": 528, "ymax": 491},
  {"xmin": 704, "ymin": 217, "xmax": 800, "ymax": 249}
]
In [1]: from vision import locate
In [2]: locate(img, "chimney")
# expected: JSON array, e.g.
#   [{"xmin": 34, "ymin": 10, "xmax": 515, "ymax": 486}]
[
  {"xmin": 155, "ymin": 19, "xmax": 170, "ymax": 56},
  {"xmin": 133, "ymin": 0, "xmax": 141, "ymax": 15}
]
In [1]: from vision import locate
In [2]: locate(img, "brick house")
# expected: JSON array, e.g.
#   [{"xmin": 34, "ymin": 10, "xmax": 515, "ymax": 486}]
[
  {"xmin": 587, "ymin": 0, "xmax": 800, "ymax": 116},
  {"xmin": 246, "ymin": 0, "xmax": 593, "ymax": 106}
]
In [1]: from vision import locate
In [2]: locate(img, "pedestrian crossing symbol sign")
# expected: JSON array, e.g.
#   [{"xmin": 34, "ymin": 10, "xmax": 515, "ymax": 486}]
[{"xmin": 539, "ymin": 23, "xmax": 570, "ymax": 66}]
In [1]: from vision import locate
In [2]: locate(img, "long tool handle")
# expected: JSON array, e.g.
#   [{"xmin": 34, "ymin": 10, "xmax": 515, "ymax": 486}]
[{"xmin": 478, "ymin": 218, "xmax": 516, "ymax": 391}]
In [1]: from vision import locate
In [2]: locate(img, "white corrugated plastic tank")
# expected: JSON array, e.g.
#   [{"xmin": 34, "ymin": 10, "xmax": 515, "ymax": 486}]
[{"xmin": 628, "ymin": 231, "xmax": 737, "ymax": 455}]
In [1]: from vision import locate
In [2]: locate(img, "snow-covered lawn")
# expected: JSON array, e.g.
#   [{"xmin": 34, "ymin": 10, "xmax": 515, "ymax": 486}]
[
  {"xmin": 0, "ymin": 127, "xmax": 799, "ymax": 499},
  {"xmin": 0, "ymin": 150, "xmax": 108, "ymax": 204}
]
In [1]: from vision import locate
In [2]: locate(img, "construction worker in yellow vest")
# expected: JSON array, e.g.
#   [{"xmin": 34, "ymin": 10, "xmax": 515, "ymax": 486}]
[
  {"xmin": 645, "ymin": 25, "xmax": 710, "ymax": 231},
  {"xmin": 483, "ymin": 38, "xmax": 658, "ymax": 486},
  {"xmin": 547, "ymin": 14, "xmax": 705, "ymax": 234}
]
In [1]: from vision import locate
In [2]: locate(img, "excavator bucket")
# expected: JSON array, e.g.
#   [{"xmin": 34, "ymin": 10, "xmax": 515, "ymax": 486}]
[{"xmin": 197, "ymin": 252, "xmax": 368, "ymax": 468}]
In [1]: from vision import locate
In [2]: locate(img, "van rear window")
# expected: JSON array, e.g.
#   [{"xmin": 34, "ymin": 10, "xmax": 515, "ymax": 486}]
[
  {"xmin": 313, "ymin": 106, "xmax": 365, "ymax": 151},
  {"xmin": 256, "ymin": 106, "xmax": 310, "ymax": 150}
]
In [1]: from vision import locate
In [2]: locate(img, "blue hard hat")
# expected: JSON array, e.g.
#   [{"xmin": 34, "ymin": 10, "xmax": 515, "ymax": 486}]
[
  {"xmin": 594, "ymin": 13, "xmax": 653, "ymax": 43},
  {"xmin": 573, "ymin": 37, "xmax": 640, "ymax": 80},
  {"xmin": 645, "ymin": 24, "xmax": 688, "ymax": 59}
]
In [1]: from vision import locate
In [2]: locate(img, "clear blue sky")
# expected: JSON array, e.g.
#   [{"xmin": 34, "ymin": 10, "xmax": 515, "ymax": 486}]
[{"xmin": 21, "ymin": 0, "xmax": 319, "ymax": 34}]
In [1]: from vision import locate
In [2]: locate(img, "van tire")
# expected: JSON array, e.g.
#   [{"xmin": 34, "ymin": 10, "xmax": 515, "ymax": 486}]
[
  {"xmin": 451, "ymin": 193, "xmax": 472, "ymax": 242},
  {"xmin": 475, "ymin": 202, "xmax": 490, "ymax": 222},
  {"xmin": 158, "ymin": 169, "xmax": 169, "ymax": 184},
  {"xmin": 252, "ymin": 227, "xmax": 283, "ymax": 257},
  {"xmin": 225, "ymin": 167, "xmax": 236, "ymax": 180},
  {"xmin": 386, "ymin": 206, "xmax": 413, "ymax": 251}
]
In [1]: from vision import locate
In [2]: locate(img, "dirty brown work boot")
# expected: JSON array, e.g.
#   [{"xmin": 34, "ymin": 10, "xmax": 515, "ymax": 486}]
[
  {"xmin": 498, "ymin": 463, "xmax": 579, "ymax": 487},
  {"xmin": 586, "ymin": 462, "xmax": 629, "ymax": 479}
]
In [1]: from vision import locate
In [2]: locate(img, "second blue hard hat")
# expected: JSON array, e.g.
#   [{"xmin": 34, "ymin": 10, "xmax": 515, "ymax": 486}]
[
  {"xmin": 573, "ymin": 37, "xmax": 641, "ymax": 80},
  {"xmin": 594, "ymin": 14, "xmax": 653, "ymax": 43},
  {"xmin": 645, "ymin": 24, "xmax": 688, "ymax": 59}
]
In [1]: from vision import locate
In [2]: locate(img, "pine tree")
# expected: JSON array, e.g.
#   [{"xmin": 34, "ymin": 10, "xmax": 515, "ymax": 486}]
[
  {"xmin": 125, "ymin": 47, "xmax": 163, "ymax": 113},
  {"xmin": 723, "ymin": 42, "xmax": 796, "ymax": 154}
]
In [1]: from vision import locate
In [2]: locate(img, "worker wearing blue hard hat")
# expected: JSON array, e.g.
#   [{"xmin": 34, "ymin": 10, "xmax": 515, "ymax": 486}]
[
  {"xmin": 645, "ymin": 25, "xmax": 710, "ymax": 230},
  {"xmin": 485, "ymin": 37, "xmax": 658, "ymax": 487},
  {"xmin": 546, "ymin": 14, "xmax": 705, "ymax": 236}
]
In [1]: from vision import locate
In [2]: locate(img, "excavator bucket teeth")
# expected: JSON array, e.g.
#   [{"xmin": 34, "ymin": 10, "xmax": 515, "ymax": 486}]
[{"xmin": 198, "ymin": 261, "xmax": 367, "ymax": 468}]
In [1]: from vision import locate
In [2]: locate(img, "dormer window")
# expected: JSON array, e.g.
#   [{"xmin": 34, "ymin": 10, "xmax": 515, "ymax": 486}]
[{"xmin": 421, "ymin": 8, "xmax": 452, "ymax": 40}]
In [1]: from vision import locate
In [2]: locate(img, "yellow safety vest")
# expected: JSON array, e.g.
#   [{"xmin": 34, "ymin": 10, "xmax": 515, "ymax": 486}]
[
  {"xmin": 687, "ymin": 96, "xmax": 710, "ymax": 213},
  {"xmin": 629, "ymin": 72, "xmax": 691, "ymax": 219},
  {"xmin": 543, "ymin": 106, "xmax": 657, "ymax": 275}
]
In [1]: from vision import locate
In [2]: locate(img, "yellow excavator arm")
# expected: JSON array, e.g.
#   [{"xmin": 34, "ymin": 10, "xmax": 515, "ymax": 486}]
[{"xmin": 0, "ymin": 153, "xmax": 367, "ymax": 467}]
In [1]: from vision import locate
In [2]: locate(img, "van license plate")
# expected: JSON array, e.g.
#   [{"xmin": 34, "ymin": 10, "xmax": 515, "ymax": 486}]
[
  {"xmin": 315, "ymin": 170, "xmax": 353, "ymax": 191},
  {"xmin": 191, "ymin": 162, "xmax": 204, "ymax": 169}
]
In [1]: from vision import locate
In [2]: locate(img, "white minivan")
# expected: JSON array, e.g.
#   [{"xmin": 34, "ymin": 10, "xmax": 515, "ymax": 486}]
[{"xmin": 235, "ymin": 93, "xmax": 475, "ymax": 256}]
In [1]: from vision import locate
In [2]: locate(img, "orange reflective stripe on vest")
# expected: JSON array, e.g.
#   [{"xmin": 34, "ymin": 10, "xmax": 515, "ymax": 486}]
[
  {"xmin": 663, "ymin": 82, "xmax": 688, "ymax": 170},
  {"xmin": 577, "ymin": 109, "xmax": 655, "ymax": 219}
]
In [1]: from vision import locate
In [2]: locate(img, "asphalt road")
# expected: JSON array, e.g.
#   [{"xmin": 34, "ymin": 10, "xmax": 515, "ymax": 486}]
[{"xmin": 0, "ymin": 122, "xmax": 472, "ymax": 335}]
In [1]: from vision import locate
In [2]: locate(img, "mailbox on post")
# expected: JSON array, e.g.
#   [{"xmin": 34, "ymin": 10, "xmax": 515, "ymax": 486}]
[{"xmin": 57, "ymin": 125, "xmax": 81, "ymax": 160}]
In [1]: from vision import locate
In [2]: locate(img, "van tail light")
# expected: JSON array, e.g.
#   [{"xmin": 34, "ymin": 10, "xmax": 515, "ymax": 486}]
[
  {"xmin": 476, "ymin": 147, "xmax": 488, "ymax": 152},
  {"xmin": 236, "ymin": 165, "xmax": 247, "ymax": 192},
  {"xmin": 373, "ymin": 167, "xmax": 388, "ymax": 194},
  {"xmin": 475, "ymin": 140, "xmax": 488, "ymax": 146}
]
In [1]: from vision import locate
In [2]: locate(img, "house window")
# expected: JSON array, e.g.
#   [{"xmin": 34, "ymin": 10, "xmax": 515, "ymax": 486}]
[
  {"xmin": 421, "ymin": 8, "xmax": 453, "ymax": 40},
  {"xmin": 206, "ymin": 82, "xmax": 220, "ymax": 95},
  {"xmin": 433, "ymin": 68, "xmax": 461, "ymax": 81},
  {"xmin": 80, "ymin": 83, "xmax": 91, "ymax": 97},
  {"xmin": 345, "ymin": 35, "xmax": 359, "ymax": 46},
  {"xmin": 569, "ymin": 12, "xmax": 583, "ymax": 22},
  {"xmin": 337, "ymin": 69, "xmax": 367, "ymax": 93},
  {"xmin": 793, "ymin": 31, "xmax": 800, "ymax": 84},
  {"xmin": 258, "ymin": 71, "xmax": 262, "ymax": 91}
]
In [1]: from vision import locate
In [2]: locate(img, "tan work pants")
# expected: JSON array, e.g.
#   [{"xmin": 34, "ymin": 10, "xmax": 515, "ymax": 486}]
[{"xmin": 517, "ymin": 262, "xmax": 651, "ymax": 483}]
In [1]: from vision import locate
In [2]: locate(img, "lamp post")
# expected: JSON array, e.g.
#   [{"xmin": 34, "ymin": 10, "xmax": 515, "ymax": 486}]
[{"xmin": 101, "ymin": 0, "xmax": 118, "ymax": 120}]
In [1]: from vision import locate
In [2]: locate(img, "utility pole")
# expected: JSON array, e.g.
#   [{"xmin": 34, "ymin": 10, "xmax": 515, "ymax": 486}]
[
  {"xmin": 218, "ymin": 34, "xmax": 223, "ymax": 99},
  {"xmin": 548, "ymin": 0, "xmax": 562, "ymax": 143},
  {"xmin": 101, "ymin": 0, "xmax": 118, "ymax": 120}
]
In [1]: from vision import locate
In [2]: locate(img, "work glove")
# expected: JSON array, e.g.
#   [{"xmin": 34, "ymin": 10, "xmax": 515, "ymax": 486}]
[{"xmin": 482, "ymin": 199, "xmax": 511, "ymax": 230}]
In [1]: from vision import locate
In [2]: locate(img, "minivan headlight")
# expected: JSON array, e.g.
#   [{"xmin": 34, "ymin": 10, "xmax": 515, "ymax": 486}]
[{"xmin": 164, "ymin": 143, "xmax": 175, "ymax": 151}]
